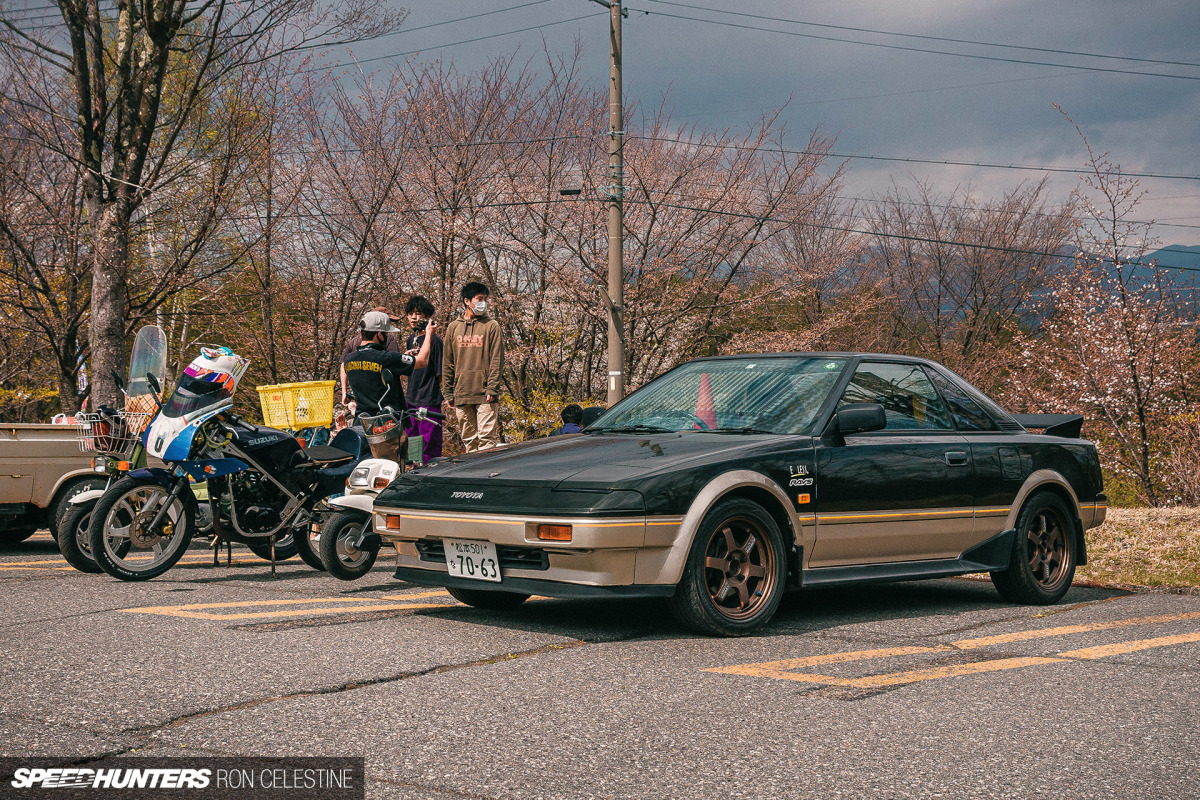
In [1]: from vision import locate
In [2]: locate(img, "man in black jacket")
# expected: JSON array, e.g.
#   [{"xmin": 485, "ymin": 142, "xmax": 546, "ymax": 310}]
[{"xmin": 344, "ymin": 310, "xmax": 436, "ymax": 460}]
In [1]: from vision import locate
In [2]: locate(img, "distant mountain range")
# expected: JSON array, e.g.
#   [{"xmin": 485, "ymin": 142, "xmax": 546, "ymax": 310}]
[{"xmin": 1146, "ymin": 244, "xmax": 1200, "ymax": 273}]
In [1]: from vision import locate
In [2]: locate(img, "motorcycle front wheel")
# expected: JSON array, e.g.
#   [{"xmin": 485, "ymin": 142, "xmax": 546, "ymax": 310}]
[
  {"xmin": 319, "ymin": 509, "xmax": 377, "ymax": 581},
  {"xmin": 89, "ymin": 477, "xmax": 196, "ymax": 581}
]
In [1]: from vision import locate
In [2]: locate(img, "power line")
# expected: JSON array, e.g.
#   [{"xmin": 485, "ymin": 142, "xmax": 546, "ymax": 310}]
[
  {"xmin": 629, "ymin": 197, "xmax": 1200, "ymax": 274},
  {"xmin": 829, "ymin": 191, "xmax": 1200, "ymax": 233},
  {"xmin": 642, "ymin": 0, "xmax": 1200, "ymax": 70},
  {"xmin": 303, "ymin": 12, "xmax": 604, "ymax": 74},
  {"xmin": 293, "ymin": 0, "xmax": 555, "ymax": 52},
  {"xmin": 629, "ymin": 134, "xmax": 1200, "ymax": 182},
  {"xmin": 629, "ymin": 5, "xmax": 1200, "ymax": 82},
  {"xmin": 6, "ymin": 190, "xmax": 1199, "ymax": 274}
]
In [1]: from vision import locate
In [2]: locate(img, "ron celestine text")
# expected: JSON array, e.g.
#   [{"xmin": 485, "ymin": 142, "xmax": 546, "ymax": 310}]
[{"xmin": 1, "ymin": 757, "xmax": 365, "ymax": 799}]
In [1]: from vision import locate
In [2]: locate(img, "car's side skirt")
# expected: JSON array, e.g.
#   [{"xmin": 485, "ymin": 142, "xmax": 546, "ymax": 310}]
[
  {"xmin": 393, "ymin": 567, "xmax": 678, "ymax": 599},
  {"xmin": 800, "ymin": 528, "xmax": 1015, "ymax": 588}
]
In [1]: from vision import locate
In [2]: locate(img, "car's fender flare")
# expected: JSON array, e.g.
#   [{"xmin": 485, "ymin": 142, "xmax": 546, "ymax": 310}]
[
  {"xmin": 1006, "ymin": 469, "xmax": 1087, "ymax": 566},
  {"xmin": 658, "ymin": 470, "xmax": 806, "ymax": 586}
]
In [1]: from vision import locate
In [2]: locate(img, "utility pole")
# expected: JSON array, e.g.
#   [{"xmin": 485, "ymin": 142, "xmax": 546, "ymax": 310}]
[{"xmin": 589, "ymin": 0, "xmax": 626, "ymax": 405}]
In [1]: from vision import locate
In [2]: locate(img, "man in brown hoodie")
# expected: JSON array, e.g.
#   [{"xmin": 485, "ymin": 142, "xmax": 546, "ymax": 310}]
[{"xmin": 443, "ymin": 281, "xmax": 504, "ymax": 451}]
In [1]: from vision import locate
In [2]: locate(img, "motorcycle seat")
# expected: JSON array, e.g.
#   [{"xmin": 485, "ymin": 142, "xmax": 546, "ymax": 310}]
[{"xmin": 304, "ymin": 445, "xmax": 355, "ymax": 465}]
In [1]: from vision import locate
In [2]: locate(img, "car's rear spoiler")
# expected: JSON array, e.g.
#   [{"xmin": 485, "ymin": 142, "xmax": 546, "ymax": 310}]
[{"xmin": 1011, "ymin": 414, "xmax": 1084, "ymax": 439}]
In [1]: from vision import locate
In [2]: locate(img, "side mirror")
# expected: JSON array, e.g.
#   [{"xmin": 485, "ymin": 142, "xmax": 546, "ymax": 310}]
[
  {"xmin": 146, "ymin": 373, "xmax": 161, "ymax": 395},
  {"xmin": 831, "ymin": 403, "xmax": 887, "ymax": 436},
  {"xmin": 381, "ymin": 368, "xmax": 394, "ymax": 384},
  {"xmin": 109, "ymin": 369, "xmax": 126, "ymax": 393}
]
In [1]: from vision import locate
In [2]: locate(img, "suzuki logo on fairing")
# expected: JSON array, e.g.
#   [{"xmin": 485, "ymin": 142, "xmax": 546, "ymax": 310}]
[
  {"xmin": 246, "ymin": 436, "xmax": 283, "ymax": 446},
  {"xmin": 452, "ymin": 491, "xmax": 484, "ymax": 500}
]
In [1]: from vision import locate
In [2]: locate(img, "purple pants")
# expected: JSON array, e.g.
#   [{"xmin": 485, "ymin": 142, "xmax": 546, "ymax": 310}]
[{"xmin": 407, "ymin": 409, "xmax": 444, "ymax": 464}]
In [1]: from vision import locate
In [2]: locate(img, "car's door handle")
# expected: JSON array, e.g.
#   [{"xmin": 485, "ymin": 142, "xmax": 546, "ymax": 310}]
[{"xmin": 944, "ymin": 451, "xmax": 970, "ymax": 466}]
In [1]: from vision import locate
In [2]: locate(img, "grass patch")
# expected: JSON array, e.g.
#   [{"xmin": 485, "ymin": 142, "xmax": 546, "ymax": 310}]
[{"xmin": 1079, "ymin": 507, "xmax": 1200, "ymax": 589}]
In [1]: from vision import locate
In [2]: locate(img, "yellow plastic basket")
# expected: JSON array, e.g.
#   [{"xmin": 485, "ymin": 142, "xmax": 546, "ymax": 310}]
[{"xmin": 255, "ymin": 381, "xmax": 336, "ymax": 429}]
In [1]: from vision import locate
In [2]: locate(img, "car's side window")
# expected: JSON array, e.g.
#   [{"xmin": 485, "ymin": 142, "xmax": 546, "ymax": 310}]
[
  {"xmin": 838, "ymin": 362, "xmax": 954, "ymax": 431},
  {"xmin": 925, "ymin": 368, "xmax": 998, "ymax": 432}
]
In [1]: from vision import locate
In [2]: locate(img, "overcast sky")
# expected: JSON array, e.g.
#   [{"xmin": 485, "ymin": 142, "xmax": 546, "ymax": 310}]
[{"xmin": 340, "ymin": 0, "xmax": 1200, "ymax": 254}]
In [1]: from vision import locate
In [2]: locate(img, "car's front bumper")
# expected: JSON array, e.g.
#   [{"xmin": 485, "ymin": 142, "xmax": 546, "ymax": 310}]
[{"xmin": 375, "ymin": 507, "xmax": 685, "ymax": 591}]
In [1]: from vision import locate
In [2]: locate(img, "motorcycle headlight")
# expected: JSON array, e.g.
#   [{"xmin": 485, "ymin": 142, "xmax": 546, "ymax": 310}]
[{"xmin": 348, "ymin": 466, "xmax": 371, "ymax": 488}]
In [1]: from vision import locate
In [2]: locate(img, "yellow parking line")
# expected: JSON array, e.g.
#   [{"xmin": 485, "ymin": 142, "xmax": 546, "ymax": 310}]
[
  {"xmin": 121, "ymin": 591, "xmax": 453, "ymax": 620},
  {"xmin": 707, "ymin": 612, "xmax": 1200, "ymax": 687},
  {"xmin": 1058, "ymin": 631, "xmax": 1200, "ymax": 660},
  {"xmin": 954, "ymin": 611, "xmax": 1200, "ymax": 649},
  {"xmin": 716, "ymin": 646, "xmax": 943, "ymax": 677},
  {"xmin": 0, "ymin": 552, "xmax": 320, "ymax": 570},
  {"xmin": 846, "ymin": 657, "xmax": 1066, "ymax": 688},
  {"xmin": 126, "ymin": 602, "xmax": 447, "ymax": 621}
]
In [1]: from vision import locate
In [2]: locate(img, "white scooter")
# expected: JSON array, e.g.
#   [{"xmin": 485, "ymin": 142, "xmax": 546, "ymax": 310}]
[
  {"xmin": 319, "ymin": 399, "xmax": 445, "ymax": 580},
  {"xmin": 319, "ymin": 456, "xmax": 400, "ymax": 580}
]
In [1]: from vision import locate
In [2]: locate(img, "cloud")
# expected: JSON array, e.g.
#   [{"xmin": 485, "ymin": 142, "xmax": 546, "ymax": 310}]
[{"xmin": 353, "ymin": 0, "xmax": 1200, "ymax": 243}]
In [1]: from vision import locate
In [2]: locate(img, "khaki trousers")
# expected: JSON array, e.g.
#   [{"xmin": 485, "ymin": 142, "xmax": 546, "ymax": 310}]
[{"xmin": 455, "ymin": 403, "xmax": 499, "ymax": 452}]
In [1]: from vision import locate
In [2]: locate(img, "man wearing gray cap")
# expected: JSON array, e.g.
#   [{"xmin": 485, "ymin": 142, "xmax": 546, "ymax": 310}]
[{"xmin": 343, "ymin": 310, "xmax": 437, "ymax": 459}]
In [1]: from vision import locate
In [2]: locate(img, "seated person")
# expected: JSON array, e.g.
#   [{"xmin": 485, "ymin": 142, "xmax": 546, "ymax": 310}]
[{"xmin": 549, "ymin": 404, "xmax": 584, "ymax": 436}]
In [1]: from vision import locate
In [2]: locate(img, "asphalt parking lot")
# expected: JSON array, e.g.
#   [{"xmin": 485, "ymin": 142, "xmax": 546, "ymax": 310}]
[{"xmin": 2, "ymin": 531, "xmax": 1198, "ymax": 799}]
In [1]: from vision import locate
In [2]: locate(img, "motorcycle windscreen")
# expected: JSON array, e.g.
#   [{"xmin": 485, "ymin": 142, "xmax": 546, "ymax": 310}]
[
  {"xmin": 127, "ymin": 325, "xmax": 167, "ymax": 398},
  {"xmin": 160, "ymin": 374, "xmax": 232, "ymax": 419}
]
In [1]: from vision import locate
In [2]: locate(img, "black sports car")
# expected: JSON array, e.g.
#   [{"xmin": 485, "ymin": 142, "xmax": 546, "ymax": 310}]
[{"xmin": 372, "ymin": 353, "xmax": 1106, "ymax": 635}]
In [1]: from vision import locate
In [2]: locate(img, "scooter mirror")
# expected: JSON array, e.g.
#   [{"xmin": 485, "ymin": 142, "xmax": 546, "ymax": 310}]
[
  {"xmin": 110, "ymin": 369, "xmax": 127, "ymax": 393},
  {"xmin": 146, "ymin": 372, "xmax": 162, "ymax": 396}
]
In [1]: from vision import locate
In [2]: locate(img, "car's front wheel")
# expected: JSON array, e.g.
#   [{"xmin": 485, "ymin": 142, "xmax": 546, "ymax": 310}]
[
  {"xmin": 991, "ymin": 491, "xmax": 1078, "ymax": 605},
  {"xmin": 668, "ymin": 497, "xmax": 787, "ymax": 636}
]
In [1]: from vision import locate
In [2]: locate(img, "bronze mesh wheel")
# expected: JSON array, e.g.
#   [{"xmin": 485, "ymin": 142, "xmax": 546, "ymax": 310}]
[
  {"xmin": 701, "ymin": 516, "xmax": 779, "ymax": 621},
  {"xmin": 991, "ymin": 491, "xmax": 1077, "ymax": 605},
  {"xmin": 1026, "ymin": 507, "xmax": 1071, "ymax": 591},
  {"xmin": 669, "ymin": 498, "xmax": 788, "ymax": 636}
]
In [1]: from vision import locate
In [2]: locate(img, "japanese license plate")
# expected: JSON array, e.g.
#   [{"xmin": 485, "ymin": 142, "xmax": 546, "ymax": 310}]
[{"xmin": 444, "ymin": 539, "xmax": 501, "ymax": 583}]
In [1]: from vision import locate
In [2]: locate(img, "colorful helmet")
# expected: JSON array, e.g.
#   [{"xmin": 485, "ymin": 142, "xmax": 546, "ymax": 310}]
[{"xmin": 183, "ymin": 346, "xmax": 249, "ymax": 394}]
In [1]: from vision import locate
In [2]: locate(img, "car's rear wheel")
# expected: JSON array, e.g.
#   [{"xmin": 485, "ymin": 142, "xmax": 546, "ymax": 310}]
[
  {"xmin": 991, "ymin": 491, "xmax": 1077, "ymax": 605},
  {"xmin": 446, "ymin": 586, "xmax": 530, "ymax": 610},
  {"xmin": 668, "ymin": 498, "xmax": 787, "ymax": 636}
]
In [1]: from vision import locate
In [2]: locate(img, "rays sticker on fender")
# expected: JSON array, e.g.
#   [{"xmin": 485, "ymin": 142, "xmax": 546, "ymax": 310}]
[{"xmin": 788, "ymin": 464, "xmax": 814, "ymax": 488}]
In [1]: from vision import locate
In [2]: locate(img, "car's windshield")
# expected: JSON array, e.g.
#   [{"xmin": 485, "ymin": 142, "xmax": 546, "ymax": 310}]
[
  {"xmin": 160, "ymin": 375, "xmax": 231, "ymax": 419},
  {"xmin": 589, "ymin": 357, "xmax": 847, "ymax": 435}
]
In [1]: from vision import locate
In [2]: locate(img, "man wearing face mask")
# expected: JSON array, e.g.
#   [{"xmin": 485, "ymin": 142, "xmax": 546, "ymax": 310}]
[
  {"xmin": 402, "ymin": 295, "xmax": 444, "ymax": 463},
  {"xmin": 443, "ymin": 281, "xmax": 504, "ymax": 452}
]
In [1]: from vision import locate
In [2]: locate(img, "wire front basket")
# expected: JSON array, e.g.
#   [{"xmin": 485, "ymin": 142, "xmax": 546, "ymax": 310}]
[{"xmin": 76, "ymin": 411, "xmax": 153, "ymax": 456}]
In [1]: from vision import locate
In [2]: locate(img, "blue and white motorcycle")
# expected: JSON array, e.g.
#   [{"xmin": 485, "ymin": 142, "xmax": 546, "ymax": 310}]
[{"xmin": 89, "ymin": 346, "xmax": 367, "ymax": 581}]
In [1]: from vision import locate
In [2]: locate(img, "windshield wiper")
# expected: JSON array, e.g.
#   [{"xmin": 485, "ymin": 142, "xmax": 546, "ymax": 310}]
[
  {"xmin": 590, "ymin": 424, "xmax": 674, "ymax": 434},
  {"xmin": 710, "ymin": 426, "xmax": 776, "ymax": 435}
]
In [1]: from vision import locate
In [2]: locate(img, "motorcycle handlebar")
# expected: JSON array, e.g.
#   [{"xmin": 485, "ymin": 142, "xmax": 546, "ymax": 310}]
[{"xmin": 359, "ymin": 407, "xmax": 446, "ymax": 425}]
